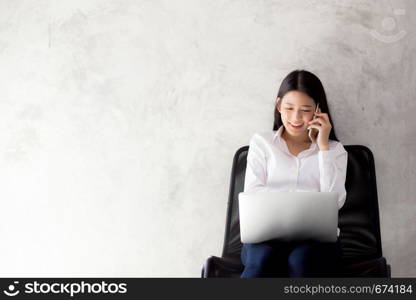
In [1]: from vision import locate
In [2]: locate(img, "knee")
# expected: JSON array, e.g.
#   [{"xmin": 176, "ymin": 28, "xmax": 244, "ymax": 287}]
[
  {"xmin": 241, "ymin": 243, "xmax": 275, "ymax": 268},
  {"xmin": 288, "ymin": 242, "xmax": 340, "ymax": 277},
  {"xmin": 287, "ymin": 244, "xmax": 314, "ymax": 276}
]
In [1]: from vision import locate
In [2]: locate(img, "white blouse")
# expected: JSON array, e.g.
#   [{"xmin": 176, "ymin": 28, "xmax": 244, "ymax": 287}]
[{"xmin": 244, "ymin": 125, "xmax": 348, "ymax": 237}]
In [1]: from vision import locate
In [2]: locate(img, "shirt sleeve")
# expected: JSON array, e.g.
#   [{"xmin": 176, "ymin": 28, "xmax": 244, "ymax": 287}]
[
  {"xmin": 318, "ymin": 142, "xmax": 348, "ymax": 209},
  {"xmin": 243, "ymin": 133, "xmax": 269, "ymax": 192}
]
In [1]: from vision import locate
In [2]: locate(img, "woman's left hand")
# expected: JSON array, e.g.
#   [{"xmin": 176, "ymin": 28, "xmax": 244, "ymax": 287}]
[{"xmin": 307, "ymin": 110, "xmax": 331, "ymax": 151}]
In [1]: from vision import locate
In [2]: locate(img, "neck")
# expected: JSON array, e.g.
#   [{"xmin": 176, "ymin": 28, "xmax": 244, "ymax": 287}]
[{"xmin": 282, "ymin": 128, "xmax": 311, "ymax": 144}]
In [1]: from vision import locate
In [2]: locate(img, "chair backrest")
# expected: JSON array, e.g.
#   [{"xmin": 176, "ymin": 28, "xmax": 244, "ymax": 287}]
[{"xmin": 221, "ymin": 145, "xmax": 383, "ymax": 262}]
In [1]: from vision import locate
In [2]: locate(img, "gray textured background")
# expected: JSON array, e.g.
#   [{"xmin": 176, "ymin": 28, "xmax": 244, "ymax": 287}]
[{"xmin": 0, "ymin": 0, "xmax": 414, "ymax": 277}]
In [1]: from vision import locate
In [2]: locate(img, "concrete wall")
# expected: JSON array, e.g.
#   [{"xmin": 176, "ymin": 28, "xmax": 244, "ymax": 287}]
[{"xmin": 0, "ymin": 0, "xmax": 414, "ymax": 277}]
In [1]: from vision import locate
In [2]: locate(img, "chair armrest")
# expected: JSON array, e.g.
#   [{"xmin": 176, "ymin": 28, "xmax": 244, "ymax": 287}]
[
  {"xmin": 202, "ymin": 255, "xmax": 244, "ymax": 278},
  {"xmin": 340, "ymin": 256, "xmax": 390, "ymax": 277}
]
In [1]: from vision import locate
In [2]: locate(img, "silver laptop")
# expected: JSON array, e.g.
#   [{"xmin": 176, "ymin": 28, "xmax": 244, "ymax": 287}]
[{"xmin": 238, "ymin": 191, "xmax": 338, "ymax": 244}]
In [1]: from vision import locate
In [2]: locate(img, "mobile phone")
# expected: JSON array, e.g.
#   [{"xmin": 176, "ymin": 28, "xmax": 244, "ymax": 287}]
[{"xmin": 308, "ymin": 103, "xmax": 320, "ymax": 142}]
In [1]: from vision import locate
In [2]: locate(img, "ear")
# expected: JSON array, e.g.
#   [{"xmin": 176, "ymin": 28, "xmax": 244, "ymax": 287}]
[{"xmin": 276, "ymin": 97, "xmax": 282, "ymax": 113}]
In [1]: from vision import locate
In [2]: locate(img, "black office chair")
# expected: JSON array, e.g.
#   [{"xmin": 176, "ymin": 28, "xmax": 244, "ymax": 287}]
[{"xmin": 201, "ymin": 145, "xmax": 391, "ymax": 277}]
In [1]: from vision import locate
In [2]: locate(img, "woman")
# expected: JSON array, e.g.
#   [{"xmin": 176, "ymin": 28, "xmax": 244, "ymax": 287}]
[{"xmin": 240, "ymin": 70, "xmax": 348, "ymax": 278}]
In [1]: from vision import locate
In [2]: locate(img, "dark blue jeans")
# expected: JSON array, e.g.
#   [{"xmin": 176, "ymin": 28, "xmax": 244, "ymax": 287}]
[{"xmin": 240, "ymin": 238, "xmax": 342, "ymax": 278}]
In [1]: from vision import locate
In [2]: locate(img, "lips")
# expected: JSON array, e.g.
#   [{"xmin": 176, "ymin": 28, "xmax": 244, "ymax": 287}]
[{"xmin": 290, "ymin": 123, "xmax": 304, "ymax": 129}]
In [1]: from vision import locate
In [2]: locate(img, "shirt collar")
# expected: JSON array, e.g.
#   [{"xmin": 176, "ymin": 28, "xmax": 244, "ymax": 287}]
[
  {"xmin": 273, "ymin": 125, "xmax": 285, "ymax": 144},
  {"xmin": 273, "ymin": 125, "xmax": 317, "ymax": 154}
]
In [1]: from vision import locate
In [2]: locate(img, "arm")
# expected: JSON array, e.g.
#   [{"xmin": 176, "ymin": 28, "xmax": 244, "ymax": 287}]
[
  {"xmin": 244, "ymin": 134, "xmax": 269, "ymax": 192},
  {"xmin": 318, "ymin": 142, "xmax": 348, "ymax": 209}
]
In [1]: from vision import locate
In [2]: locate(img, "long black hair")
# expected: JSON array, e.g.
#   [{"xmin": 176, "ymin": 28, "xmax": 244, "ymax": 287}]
[{"xmin": 273, "ymin": 70, "xmax": 339, "ymax": 142}]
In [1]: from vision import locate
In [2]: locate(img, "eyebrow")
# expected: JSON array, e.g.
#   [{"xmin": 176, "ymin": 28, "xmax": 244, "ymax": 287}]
[{"xmin": 284, "ymin": 102, "xmax": 313, "ymax": 107}]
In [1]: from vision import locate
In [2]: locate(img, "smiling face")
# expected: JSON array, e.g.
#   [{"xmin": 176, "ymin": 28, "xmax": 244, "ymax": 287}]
[{"xmin": 276, "ymin": 90, "xmax": 317, "ymax": 142}]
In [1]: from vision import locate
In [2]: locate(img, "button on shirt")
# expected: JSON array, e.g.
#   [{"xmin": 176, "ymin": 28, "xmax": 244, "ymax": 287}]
[{"xmin": 244, "ymin": 125, "xmax": 348, "ymax": 237}]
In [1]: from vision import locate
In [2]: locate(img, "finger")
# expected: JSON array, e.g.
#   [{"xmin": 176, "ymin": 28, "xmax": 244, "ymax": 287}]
[
  {"xmin": 307, "ymin": 124, "xmax": 320, "ymax": 130},
  {"xmin": 316, "ymin": 115, "xmax": 331, "ymax": 127},
  {"xmin": 315, "ymin": 112, "xmax": 329, "ymax": 120},
  {"xmin": 308, "ymin": 118, "xmax": 324, "ymax": 125},
  {"xmin": 311, "ymin": 116, "xmax": 330, "ymax": 125}
]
